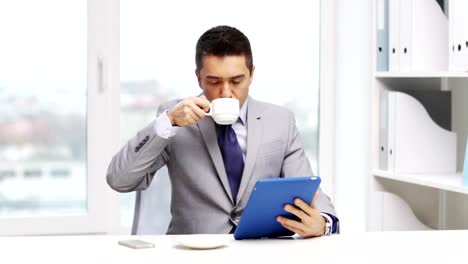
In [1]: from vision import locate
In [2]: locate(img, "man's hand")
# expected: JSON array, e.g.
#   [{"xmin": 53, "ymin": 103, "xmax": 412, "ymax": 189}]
[
  {"xmin": 167, "ymin": 96, "xmax": 211, "ymax": 127},
  {"xmin": 276, "ymin": 192, "xmax": 326, "ymax": 238}
]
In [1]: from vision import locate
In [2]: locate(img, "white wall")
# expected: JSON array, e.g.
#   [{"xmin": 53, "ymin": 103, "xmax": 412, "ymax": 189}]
[{"xmin": 334, "ymin": 0, "xmax": 373, "ymax": 233}]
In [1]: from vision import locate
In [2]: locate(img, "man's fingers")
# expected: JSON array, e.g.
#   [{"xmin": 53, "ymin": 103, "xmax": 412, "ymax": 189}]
[
  {"xmin": 180, "ymin": 114, "xmax": 197, "ymax": 127},
  {"xmin": 189, "ymin": 101, "xmax": 207, "ymax": 119},
  {"xmin": 186, "ymin": 108, "xmax": 201, "ymax": 123},
  {"xmin": 169, "ymin": 96, "xmax": 213, "ymax": 127},
  {"xmin": 280, "ymin": 222, "xmax": 304, "ymax": 237},
  {"xmin": 192, "ymin": 96, "xmax": 211, "ymax": 112},
  {"xmin": 276, "ymin": 216, "xmax": 305, "ymax": 235},
  {"xmin": 293, "ymin": 198, "xmax": 316, "ymax": 216},
  {"xmin": 283, "ymin": 204, "xmax": 309, "ymax": 221}
]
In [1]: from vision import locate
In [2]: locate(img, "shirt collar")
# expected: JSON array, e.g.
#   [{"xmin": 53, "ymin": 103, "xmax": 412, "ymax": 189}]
[{"xmin": 237, "ymin": 98, "xmax": 248, "ymax": 126}]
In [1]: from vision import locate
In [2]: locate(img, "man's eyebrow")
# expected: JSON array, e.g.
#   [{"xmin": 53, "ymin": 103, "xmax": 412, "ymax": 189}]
[{"xmin": 205, "ymin": 75, "xmax": 246, "ymax": 80}]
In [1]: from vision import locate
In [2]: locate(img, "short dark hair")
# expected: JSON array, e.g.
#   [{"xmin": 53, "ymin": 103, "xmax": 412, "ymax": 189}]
[{"xmin": 195, "ymin": 25, "xmax": 253, "ymax": 73}]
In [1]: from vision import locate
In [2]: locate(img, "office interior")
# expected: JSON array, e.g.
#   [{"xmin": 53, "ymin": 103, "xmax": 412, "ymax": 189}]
[{"xmin": 1, "ymin": 0, "xmax": 468, "ymax": 238}]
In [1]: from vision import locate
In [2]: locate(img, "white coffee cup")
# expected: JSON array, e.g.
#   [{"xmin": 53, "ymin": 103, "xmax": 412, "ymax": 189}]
[{"xmin": 205, "ymin": 98, "xmax": 240, "ymax": 125}]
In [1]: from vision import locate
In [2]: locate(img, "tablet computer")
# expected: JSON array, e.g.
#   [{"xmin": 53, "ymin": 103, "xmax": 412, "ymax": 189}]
[{"xmin": 234, "ymin": 176, "xmax": 321, "ymax": 240}]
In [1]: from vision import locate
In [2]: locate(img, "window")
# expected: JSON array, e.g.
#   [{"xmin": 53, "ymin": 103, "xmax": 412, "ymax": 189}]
[
  {"xmin": 0, "ymin": 0, "xmax": 87, "ymax": 218},
  {"xmin": 120, "ymin": 0, "xmax": 321, "ymax": 233},
  {"xmin": 0, "ymin": 0, "xmax": 117, "ymax": 235}
]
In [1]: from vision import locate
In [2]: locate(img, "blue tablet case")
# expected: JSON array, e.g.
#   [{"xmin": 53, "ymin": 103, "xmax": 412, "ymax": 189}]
[{"xmin": 234, "ymin": 176, "xmax": 321, "ymax": 240}]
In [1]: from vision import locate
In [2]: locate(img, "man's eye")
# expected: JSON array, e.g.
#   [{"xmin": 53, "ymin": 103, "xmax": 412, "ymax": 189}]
[
  {"xmin": 232, "ymin": 79, "xmax": 242, "ymax": 84},
  {"xmin": 208, "ymin": 80, "xmax": 220, "ymax": 85}
]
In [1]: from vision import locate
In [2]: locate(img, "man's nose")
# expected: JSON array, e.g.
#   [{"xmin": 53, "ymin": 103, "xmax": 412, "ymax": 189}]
[{"xmin": 220, "ymin": 82, "xmax": 232, "ymax": 98}]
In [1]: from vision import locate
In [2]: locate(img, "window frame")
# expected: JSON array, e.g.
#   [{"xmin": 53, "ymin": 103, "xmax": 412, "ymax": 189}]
[{"xmin": 318, "ymin": 0, "xmax": 337, "ymax": 200}]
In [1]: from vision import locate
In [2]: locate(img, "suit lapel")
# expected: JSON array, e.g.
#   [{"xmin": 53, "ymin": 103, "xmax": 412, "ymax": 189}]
[
  {"xmin": 236, "ymin": 98, "xmax": 263, "ymax": 204},
  {"xmin": 198, "ymin": 116, "xmax": 234, "ymax": 203}
]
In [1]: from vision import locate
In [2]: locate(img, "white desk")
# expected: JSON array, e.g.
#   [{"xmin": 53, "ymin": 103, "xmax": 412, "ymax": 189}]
[{"xmin": 1, "ymin": 231, "xmax": 467, "ymax": 264}]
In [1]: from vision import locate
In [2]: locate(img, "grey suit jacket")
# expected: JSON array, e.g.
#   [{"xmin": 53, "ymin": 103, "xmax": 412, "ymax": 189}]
[{"xmin": 107, "ymin": 97, "xmax": 336, "ymax": 234}]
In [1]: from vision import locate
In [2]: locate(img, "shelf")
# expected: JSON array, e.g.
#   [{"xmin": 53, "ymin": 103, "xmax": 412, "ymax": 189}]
[
  {"xmin": 375, "ymin": 72, "xmax": 468, "ymax": 78},
  {"xmin": 373, "ymin": 170, "xmax": 468, "ymax": 195}
]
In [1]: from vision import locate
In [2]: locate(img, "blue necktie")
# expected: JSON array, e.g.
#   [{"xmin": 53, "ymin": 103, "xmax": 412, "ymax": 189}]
[{"xmin": 217, "ymin": 124, "xmax": 244, "ymax": 202}]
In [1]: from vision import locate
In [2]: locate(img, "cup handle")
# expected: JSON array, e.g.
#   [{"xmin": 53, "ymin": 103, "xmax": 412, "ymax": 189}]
[{"xmin": 205, "ymin": 103, "xmax": 213, "ymax": 116}]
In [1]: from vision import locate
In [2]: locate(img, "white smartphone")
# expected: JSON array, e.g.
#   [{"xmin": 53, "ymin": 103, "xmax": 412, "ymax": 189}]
[{"xmin": 118, "ymin": 239, "xmax": 155, "ymax": 249}]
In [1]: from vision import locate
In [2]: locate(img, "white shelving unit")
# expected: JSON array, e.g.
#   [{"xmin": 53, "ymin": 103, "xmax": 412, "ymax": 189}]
[
  {"xmin": 369, "ymin": 0, "xmax": 468, "ymax": 231},
  {"xmin": 375, "ymin": 71, "xmax": 468, "ymax": 78},
  {"xmin": 373, "ymin": 170, "xmax": 468, "ymax": 195}
]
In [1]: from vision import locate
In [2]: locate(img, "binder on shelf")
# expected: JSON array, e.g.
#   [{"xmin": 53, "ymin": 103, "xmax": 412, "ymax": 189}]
[
  {"xmin": 463, "ymin": 138, "xmax": 468, "ymax": 186},
  {"xmin": 388, "ymin": 0, "xmax": 400, "ymax": 72},
  {"xmin": 399, "ymin": 0, "xmax": 412, "ymax": 72},
  {"xmin": 387, "ymin": 91, "xmax": 396, "ymax": 171},
  {"xmin": 449, "ymin": 0, "xmax": 468, "ymax": 71},
  {"xmin": 379, "ymin": 89, "xmax": 389, "ymax": 170},
  {"xmin": 387, "ymin": 0, "xmax": 448, "ymax": 72},
  {"xmin": 379, "ymin": 89, "xmax": 452, "ymax": 171},
  {"xmin": 409, "ymin": 0, "xmax": 448, "ymax": 72},
  {"xmin": 377, "ymin": 0, "xmax": 389, "ymax": 71},
  {"xmin": 386, "ymin": 91, "xmax": 456, "ymax": 174},
  {"xmin": 464, "ymin": 0, "xmax": 468, "ymax": 71},
  {"xmin": 448, "ymin": 0, "xmax": 457, "ymax": 71}
]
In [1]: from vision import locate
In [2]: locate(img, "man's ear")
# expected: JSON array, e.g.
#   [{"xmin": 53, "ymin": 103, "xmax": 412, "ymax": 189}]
[
  {"xmin": 250, "ymin": 65, "xmax": 256, "ymax": 79},
  {"xmin": 195, "ymin": 69, "xmax": 202, "ymax": 88},
  {"xmin": 247, "ymin": 65, "xmax": 255, "ymax": 85}
]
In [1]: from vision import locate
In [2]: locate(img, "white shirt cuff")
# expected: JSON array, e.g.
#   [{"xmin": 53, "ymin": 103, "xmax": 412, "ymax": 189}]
[
  {"xmin": 320, "ymin": 212, "xmax": 334, "ymax": 236},
  {"xmin": 154, "ymin": 110, "xmax": 179, "ymax": 139}
]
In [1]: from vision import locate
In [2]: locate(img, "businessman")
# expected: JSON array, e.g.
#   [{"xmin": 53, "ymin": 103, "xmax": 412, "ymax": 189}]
[{"xmin": 107, "ymin": 25, "xmax": 339, "ymax": 237}]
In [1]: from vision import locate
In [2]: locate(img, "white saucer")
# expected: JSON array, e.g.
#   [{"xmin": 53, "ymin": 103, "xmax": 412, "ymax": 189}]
[{"xmin": 174, "ymin": 234, "xmax": 229, "ymax": 250}]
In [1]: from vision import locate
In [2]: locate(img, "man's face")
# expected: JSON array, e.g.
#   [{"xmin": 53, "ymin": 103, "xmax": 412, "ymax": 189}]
[{"xmin": 196, "ymin": 55, "xmax": 254, "ymax": 107}]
